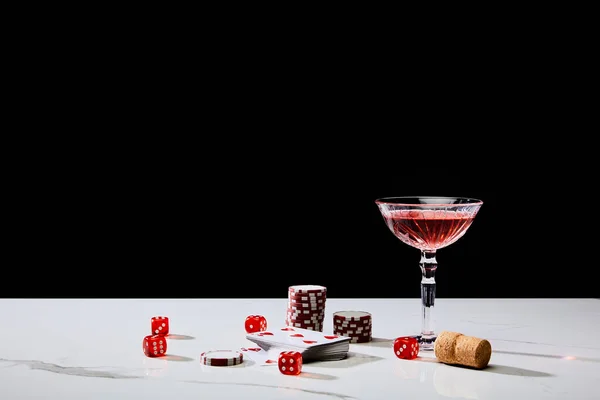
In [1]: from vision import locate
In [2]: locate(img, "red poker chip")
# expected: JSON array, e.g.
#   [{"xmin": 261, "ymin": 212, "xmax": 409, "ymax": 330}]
[
  {"xmin": 288, "ymin": 296, "xmax": 325, "ymax": 302},
  {"xmin": 332, "ymin": 311, "xmax": 371, "ymax": 321},
  {"xmin": 200, "ymin": 350, "xmax": 243, "ymax": 367},
  {"xmin": 288, "ymin": 307, "xmax": 325, "ymax": 314},
  {"xmin": 287, "ymin": 313, "xmax": 324, "ymax": 320},
  {"xmin": 286, "ymin": 318, "xmax": 321, "ymax": 323},
  {"xmin": 288, "ymin": 301, "xmax": 325, "ymax": 308},
  {"xmin": 287, "ymin": 293, "xmax": 327, "ymax": 301},
  {"xmin": 333, "ymin": 318, "xmax": 373, "ymax": 326},
  {"xmin": 287, "ymin": 309, "xmax": 325, "ymax": 316},
  {"xmin": 288, "ymin": 302, "xmax": 325, "ymax": 308},
  {"xmin": 334, "ymin": 322, "xmax": 372, "ymax": 329},
  {"xmin": 288, "ymin": 303, "xmax": 325, "ymax": 309},
  {"xmin": 334, "ymin": 330, "xmax": 372, "ymax": 339},
  {"xmin": 288, "ymin": 305, "xmax": 325, "ymax": 312},
  {"xmin": 287, "ymin": 326, "xmax": 323, "ymax": 332},
  {"xmin": 285, "ymin": 312, "xmax": 325, "ymax": 319},
  {"xmin": 333, "ymin": 332, "xmax": 370, "ymax": 337},
  {"xmin": 287, "ymin": 320, "xmax": 324, "ymax": 327},
  {"xmin": 288, "ymin": 295, "xmax": 326, "ymax": 301},
  {"xmin": 333, "ymin": 322, "xmax": 371, "ymax": 329},
  {"xmin": 287, "ymin": 308, "xmax": 325, "ymax": 315},
  {"xmin": 333, "ymin": 326, "xmax": 371, "ymax": 332},
  {"xmin": 349, "ymin": 336, "xmax": 372, "ymax": 343},
  {"xmin": 334, "ymin": 315, "xmax": 371, "ymax": 321},
  {"xmin": 334, "ymin": 327, "xmax": 371, "ymax": 332},
  {"xmin": 334, "ymin": 328, "xmax": 372, "ymax": 335},
  {"xmin": 334, "ymin": 326, "xmax": 371, "ymax": 331},
  {"xmin": 288, "ymin": 285, "xmax": 327, "ymax": 294},
  {"xmin": 333, "ymin": 324, "xmax": 373, "ymax": 330},
  {"xmin": 334, "ymin": 331, "xmax": 370, "ymax": 337},
  {"xmin": 287, "ymin": 314, "xmax": 324, "ymax": 320},
  {"xmin": 288, "ymin": 288, "xmax": 326, "ymax": 295},
  {"xmin": 286, "ymin": 321, "xmax": 322, "ymax": 329},
  {"xmin": 286, "ymin": 318, "xmax": 324, "ymax": 325},
  {"xmin": 286, "ymin": 322, "xmax": 322, "ymax": 328},
  {"xmin": 334, "ymin": 317, "xmax": 371, "ymax": 324},
  {"xmin": 286, "ymin": 318, "xmax": 323, "ymax": 324},
  {"xmin": 287, "ymin": 301, "xmax": 326, "ymax": 308},
  {"xmin": 287, "ymin": 316, "xmax": 324, "ymax": 323}
]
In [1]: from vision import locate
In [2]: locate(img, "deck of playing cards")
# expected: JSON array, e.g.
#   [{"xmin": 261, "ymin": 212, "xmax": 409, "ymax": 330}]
[{"xmin": 245, "ymin": 326, "xmax": 351, "ymax": 362}]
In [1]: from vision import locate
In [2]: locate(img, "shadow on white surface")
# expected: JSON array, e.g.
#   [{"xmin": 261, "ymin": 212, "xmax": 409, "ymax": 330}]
[
  {"xmin": 307, "ymin": 351, "xmax": 385, "ymax": 369},
  {"xmin": 484, "ymin": 364, "xmax": 553, "ymax": 377},
  {"xmin": 412, "ymin": 356, "xmax": 440, "ymax": 364},
  {"xmin": 163, "ymin": 354, "xmax": 194, "ymax": 362},
  {"xmin": 353, "ymin": 337, "xmax": 393, "ymax": 348},
  {"xmin": 416, "ymin": 354, "xmax": 554, "ymax": 377},
  {"xmin": 234, "ymin": 359, "xmax": 259, "ymax": 368},
  {"xmin": 494, "ymin": 349, "xmax": 600, "ymax": 363},
  {"xmin": 166, "ymin": 334, "xmax": 195, "ymax": 340},
  {"xmin": 298, "ymin": 371, "xmax": 338, "ymax": 380}
]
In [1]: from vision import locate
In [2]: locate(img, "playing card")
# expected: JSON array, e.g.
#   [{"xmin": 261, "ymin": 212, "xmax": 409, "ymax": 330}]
[
  {"xmin": 239, "ymin": 347, "xmax": 279, "ymax": 366},
  {"xmin": 246, "ymin": 326, "xmax": 351, "ymax": 362}
]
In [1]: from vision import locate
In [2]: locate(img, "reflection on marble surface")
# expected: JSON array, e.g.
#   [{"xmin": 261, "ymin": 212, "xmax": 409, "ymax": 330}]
[
  {"xmin": 0, "ymin": 358, "xmax": 140, "ymax": 379},
  {"xmin": 492, "ymin": 346, "xmax": 600, "ymax": 363},
  {"xmin": 434, "ymin": 365, "xmax": 480, "ymax": 399},
  {"xmin": 1, "ymin": 298, "xmax": 599, "ymax": 399},
  {"xmin": 308, "ymin": 351, "xmax": 385, "ymax": 369},
  {"xmin": 181, "ymin": 380, "xmax": 357, "ymax": 399}
]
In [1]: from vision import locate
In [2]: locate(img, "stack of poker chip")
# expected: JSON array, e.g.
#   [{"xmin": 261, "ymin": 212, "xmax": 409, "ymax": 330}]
[
  {"xmin": 332, "ymin": 311, "xmax": 372, "ymax": 343},
  {"xmin": 286, "ymin": 285, "xmax": 327, "ymax": 332}
]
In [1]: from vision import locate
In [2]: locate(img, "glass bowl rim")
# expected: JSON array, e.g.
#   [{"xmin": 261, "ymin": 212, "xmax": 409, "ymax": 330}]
[{"xmin": 374, "ymin": 196, "xmax": 483, "ymax": 206}]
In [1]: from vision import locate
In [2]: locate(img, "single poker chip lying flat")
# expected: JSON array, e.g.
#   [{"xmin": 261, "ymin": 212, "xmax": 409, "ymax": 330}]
[{"xmin": 200, "ymin": 350, "xmax": 243, "ymax": 366}]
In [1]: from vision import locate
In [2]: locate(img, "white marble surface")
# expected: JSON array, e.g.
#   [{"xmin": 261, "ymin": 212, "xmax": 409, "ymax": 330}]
[{"xmin": 1, "ymin": 298, "xmax": 598, "ymax": 399}]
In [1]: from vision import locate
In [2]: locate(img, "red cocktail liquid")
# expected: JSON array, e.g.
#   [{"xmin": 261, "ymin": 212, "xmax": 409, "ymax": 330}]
[{"xmin": 382, "ymin": 210, "xmax": 476, "ymax": 250}]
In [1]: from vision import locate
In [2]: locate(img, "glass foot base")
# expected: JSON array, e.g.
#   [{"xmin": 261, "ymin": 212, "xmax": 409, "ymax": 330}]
[{"xmin": 413, "ymin": 334, "xmax": 436, "ymax": 351}]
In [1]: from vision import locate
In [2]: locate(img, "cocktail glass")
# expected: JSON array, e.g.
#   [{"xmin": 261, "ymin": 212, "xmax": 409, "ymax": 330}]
[{"xmin": 374, "ymin": 196, "xmax": 483, "ymax": 350}]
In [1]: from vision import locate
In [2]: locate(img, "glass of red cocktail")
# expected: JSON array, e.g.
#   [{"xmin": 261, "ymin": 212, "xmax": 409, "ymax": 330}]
[{"xmin": 374, "ymin": 196, "xmax": 483, "ymax": 351}]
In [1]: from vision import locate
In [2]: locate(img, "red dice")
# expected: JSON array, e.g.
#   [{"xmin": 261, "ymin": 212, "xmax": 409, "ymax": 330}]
[
  {"xmin": 151, "ymin": 316, "xmax": 169, "ymax": 336},
  {"xmin": 278, "ymin": 351, "xmax": 302, "ymax": 375},
  {"xmin": 245, "ymin": 315, "xmax": 267, "ymax": 333},
  {"xmin": 143, "ymin": 335, "xmax": 167, "ymax": 357},
  {"xmin": 393, "ymin": 336, "xmax": 419, "ymax": 360}
]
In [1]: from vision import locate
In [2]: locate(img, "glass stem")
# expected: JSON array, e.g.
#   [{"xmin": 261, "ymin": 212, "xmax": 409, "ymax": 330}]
[{"xmin": 419, "ymin": 250, "xmax": 437, "ymax": 349}]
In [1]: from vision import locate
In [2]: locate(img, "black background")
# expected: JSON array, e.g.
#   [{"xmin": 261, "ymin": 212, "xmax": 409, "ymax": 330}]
[
  {"xmin": 6, "ymin": 21, "xmax": 598, "ymax": 299},
  {"xmin": 15, "ymin": 149, "xmax": 597, "ymax": 299}
]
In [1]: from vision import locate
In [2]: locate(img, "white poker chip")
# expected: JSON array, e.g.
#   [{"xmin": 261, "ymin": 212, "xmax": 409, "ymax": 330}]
[{"xmin": 200, "ymin": 350, "xmax": 243, "ymax": 366}]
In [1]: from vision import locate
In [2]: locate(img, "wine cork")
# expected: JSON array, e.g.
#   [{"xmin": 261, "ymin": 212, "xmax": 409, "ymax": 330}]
[{"xmin": 434, "ymin": 330, "xmax": 492, "ymax": 369}]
